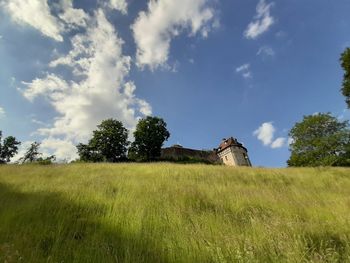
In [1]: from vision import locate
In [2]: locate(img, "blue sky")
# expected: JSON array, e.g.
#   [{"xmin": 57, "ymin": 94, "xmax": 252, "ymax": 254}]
[{"xmin": 0, "ymin": 0, "xmax": 349, "ymax": 166}]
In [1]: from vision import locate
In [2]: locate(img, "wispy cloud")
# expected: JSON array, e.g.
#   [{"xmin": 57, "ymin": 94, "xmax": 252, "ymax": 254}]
[
  {"xmin": 0, "ymin": 107, "xmax": 5, "ymax": 119},
  {"xmin": 244, "ymin": 0, "xmax": 275, "ymax": 39},
  {"xmin": 257, "ymin": 46, "xmax": 275, "ymax": 57},
  {"xmin": 236, "ymin": 63, "xmax": 252, "ymax": 79},
  {"xmin": 132, "ymin": 0, "xmax": 217, "ymax": 70},
  {"xmin": 253, "ymin": 122, "xmax": 288, "ymax": 149}
]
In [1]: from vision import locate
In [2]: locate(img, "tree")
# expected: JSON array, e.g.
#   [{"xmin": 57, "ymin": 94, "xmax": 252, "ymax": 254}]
[
  {"xmin": 129, "ymin": 116, "xmax": 170, "ymax": 161},
  {"xmin": 340, "ymin": 48, "xmax": 350, "ymax": 108},
  {"xmin": 19, "ymin": 142, "xmax": 41, "ymax": 163},
  {"xmin": 76, "ymin": 143, "xmax": 104, "ymax": 163},
  {"xmin": 287, "ymin": 113, "xmax": 350, "ymax": 167},
  {"xmin": 0, "ymin": 131, "xmax": 21, "ymax": 164},
  {"xmin": 77, "ymin": 119, "xmax": 129, "ymax": 162},
  {"xmin": 18, "ymin": 142, "xmax": 55, "ymax": 164}
]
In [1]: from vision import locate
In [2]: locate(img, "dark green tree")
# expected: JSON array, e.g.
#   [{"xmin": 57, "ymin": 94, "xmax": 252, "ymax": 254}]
[
  {"xmin": 76, "ymin": 143, "xmax": 104, "ymax": 162},
  {"xmin": 0, "ymin": 131, "xmax": 21, "ymax": 164},
  {"xmin": 129, "ymin": 116, "xmax": 170, "ymax": 161},
  {"xmin": 340, "ymin": 48, "xmax": 350, "ymax": 108},
  {"xmin": 77, "ymin": 119, "xmax": 129, "ymax": 162},
  {"xmin": 288, "ymin": 113, "xmax": 350, "ymax": 167}
]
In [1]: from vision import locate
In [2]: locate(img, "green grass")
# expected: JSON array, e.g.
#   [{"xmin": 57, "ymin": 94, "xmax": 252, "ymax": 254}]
[{"xmin": 0, "ymin": 163, "xmax": 350, "ymax": 262}]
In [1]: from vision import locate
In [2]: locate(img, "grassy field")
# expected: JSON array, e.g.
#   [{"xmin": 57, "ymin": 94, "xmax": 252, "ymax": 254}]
[{"xmin": 0, "ymin": 164, "xmax": 350, "ymax": 262}]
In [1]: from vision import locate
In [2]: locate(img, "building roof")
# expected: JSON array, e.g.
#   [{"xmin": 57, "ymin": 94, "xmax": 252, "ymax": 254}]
[{"xmin": 215, "ymin": 137, "xmax": 247, "ymax": 153}]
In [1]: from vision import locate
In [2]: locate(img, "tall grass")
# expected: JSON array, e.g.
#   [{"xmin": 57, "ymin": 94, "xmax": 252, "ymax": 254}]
[{"xmin": 0, "ymin": 163, "xmax": 350, "ymax": 262}]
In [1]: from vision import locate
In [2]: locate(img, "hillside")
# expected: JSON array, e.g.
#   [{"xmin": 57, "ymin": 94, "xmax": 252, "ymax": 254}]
[{"xmin": 0, "ymin": 164, "xmax": 350, "ymax": 262}]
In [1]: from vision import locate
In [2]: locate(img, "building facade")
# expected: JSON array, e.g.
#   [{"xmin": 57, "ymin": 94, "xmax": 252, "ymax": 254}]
[{"xmin": 215, "ymin": 137, "xmax": 251, "ymax": 166}]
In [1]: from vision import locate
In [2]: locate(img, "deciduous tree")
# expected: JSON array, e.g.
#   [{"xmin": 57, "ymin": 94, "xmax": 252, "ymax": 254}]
[
  {"xmin": 129, "ymin": 116, "xmax": 170, "ymax": 161},
  {"xmin": 77, "ymin": 119, "xmax": 129, "ymax": 162},
  {"xmin": 288, "ymin": 113, "xmax": 350, "ymax": 167},
  {"xmin": 0, "ymin": 131, "xmax": 21, "ymax": 164}
]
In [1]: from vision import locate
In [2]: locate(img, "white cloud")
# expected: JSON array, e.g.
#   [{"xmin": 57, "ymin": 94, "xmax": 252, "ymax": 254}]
[
  {"xmin": 40, "ymin": 137, "xmax": 78, "ymax": 161},
  {"xmin": 244, "ymin": 0, "xmax": 275, "ymax": 39},
  {"xmin": 58, "ymin": 0, "xmax": 89, "ymax": 29},
  {"xmin": 236, "ymin": 63, "xmax": 252, "ymax": 79},
  {"xmin": 132, "ymin": 0, "xmax": 216, "ymax": 70},
  {"xmin": 22, "ymin": 74, "xmax": 70, "ymax": 102},
  {"xmin": 21, "ymin": 9, "xmax": 151, "ymax": 161},
  {"xmin": 253, "ymin": 122, "xmax": 275, "ymax": 146},
  {"xmin": 0, "ymin": 107, "xmax": 5, "ymax": 118},
  {"xmin": 257, "ymin": 46, "xmax": 275, "ymax": 57},
  {"xmin": 107, "ymin": 0, "xmax": 128, "ymax": 14},
  {"xmin": 3, "ymin": 0, "xmax": 90, "ymax": 42},
  {"xmin": 2, "ymin": 0, "xmax": 64, "ymax": 41},
  {"xmin": 271, "ymin": 137, "xmax": 286, "ymax": 149},
  {"xmin": 253, "ymin": 122, "xmax": 288, "ymax": 149}
]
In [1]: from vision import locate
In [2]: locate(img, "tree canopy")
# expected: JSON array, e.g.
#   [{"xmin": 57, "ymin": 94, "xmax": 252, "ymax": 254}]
[
  {"xmin": 287, "ymin": 113, "xmax": 350, "ymax": 167},
  {"xmin": 0, "ymin": 131, "xmax": 21, "ymax": 164},
  {"xmin": 340, "ymin": 48, "xmax": 350, "ymax": 108},
  {"xmin": 77, "ymin": 119, "xmax": 129, "ymax": 162},
  {"xmin": 129, "ymin": 116, "xmax": 170, "ymax": 161}
]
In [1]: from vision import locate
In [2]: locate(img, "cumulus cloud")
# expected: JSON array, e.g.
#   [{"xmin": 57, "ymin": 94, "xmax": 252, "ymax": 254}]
[
  {"xmin": 40, "ymin": 138, "xmax": 78, "ymax": 161},
  {"xmin": 244, "ymin": 0, "xmax": 274, "ymax": 39},
  {"xmin": 0, "ymin": 107, "xmax": 5, "ymax": 118},
  {"xmin": 2, "ymin": 0, "xmax": 64, "ymax": 41},
  {"xmin": 253, "ymin": 122, "xmax": 287, "ymax": 149},
  {"xmin": 236, "ymin": 63, "xmax": 252, "ymax": 79},
  {"xmin": 253, "ymin": 122, "xmax": 275, "ymax": 146},
  {"xmin": 21, "ymin": 9, "xmax": 151, "ymax": 161},
  {"xmin": 132, "ymin": 0, "xmax": 216, "ymax": 70}
]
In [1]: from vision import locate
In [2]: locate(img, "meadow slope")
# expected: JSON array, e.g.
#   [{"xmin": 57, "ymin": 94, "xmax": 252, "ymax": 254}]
[{"xmin": 0, "ymin": 164, "xmax": 350, "ymax": 262}]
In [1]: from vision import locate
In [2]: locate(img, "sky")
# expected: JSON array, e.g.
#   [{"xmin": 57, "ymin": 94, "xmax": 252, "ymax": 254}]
[{"xmin": 0, "ymin": 0, "xmax": 350, "ymax": 167}]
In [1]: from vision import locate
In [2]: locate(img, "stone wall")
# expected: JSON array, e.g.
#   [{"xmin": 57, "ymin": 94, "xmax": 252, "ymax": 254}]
[{"xmin": 161, "ymin": 147, "xmax": 219, "ymax": 163}]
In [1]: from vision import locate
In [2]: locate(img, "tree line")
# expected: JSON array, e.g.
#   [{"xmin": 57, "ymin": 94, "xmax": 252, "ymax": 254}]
[
  {"xmin": 0, "ymin": 116, "xmax": 170, "ymax": 164},
  {"xmin": 1, "ymin": 48, "xmax": 350, "ymax": 167}
]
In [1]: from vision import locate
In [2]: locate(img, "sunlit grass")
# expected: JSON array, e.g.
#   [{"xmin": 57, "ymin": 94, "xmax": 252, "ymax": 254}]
[{"xmin": 0, "ymin": 163, "xmax": 350, "ymax": 262}]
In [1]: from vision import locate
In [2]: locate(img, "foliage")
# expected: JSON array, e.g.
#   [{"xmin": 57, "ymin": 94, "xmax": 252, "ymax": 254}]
[
  {"xmin": 77, "ymin": 119, "xmax": 129, "ymax": 162},
  {"xmin": 288, "ymin": 113, "xmax": 350, "ymax": 166},
  {"xmin": 340, "ymin": 47, "xmax": 350, "ymax": 108},
  {"xmin": 0, "ymin": 131, "xmax": 20, "ymax": 164},
  {"xmin": 129, "ymin": 116, "xmax": 170, "ymax": 161},
  {"xmin": 36, "ymin": 156, "xmax": 56, "ymax": 165},
  {"xmin": 1, "ymin": 164, "xmax": 350, "ymax": 262}
]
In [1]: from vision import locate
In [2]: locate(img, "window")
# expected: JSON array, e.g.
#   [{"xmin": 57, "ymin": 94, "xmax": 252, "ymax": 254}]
[{"xmin": 225, "ymin": 156, "xmax": 228, "ymax": 161}]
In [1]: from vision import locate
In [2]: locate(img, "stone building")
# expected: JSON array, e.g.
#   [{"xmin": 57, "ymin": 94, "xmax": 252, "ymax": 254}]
[
  {"xmin": 161, "ymin": 137, "xmax": 251, "ymax": 167},
  {"xmin": 215, "ymin": 137, "xmax": 251, "ymax": 166}
]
